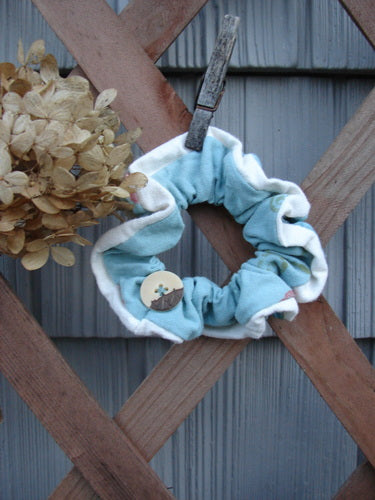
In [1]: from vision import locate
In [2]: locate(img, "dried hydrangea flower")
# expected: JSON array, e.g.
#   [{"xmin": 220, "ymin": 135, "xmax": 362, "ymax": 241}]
[
  {"xmin": 0, "ymin": 40, "xmax": 146, "ymax": 270},
  {"xmin": 0, "ymin": 147, "xmax": 28, "ymax": 204}
]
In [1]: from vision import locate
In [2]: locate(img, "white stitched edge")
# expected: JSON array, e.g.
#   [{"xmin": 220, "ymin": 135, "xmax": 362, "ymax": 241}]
[{"xmin": 203, "ymin": 298, "xmax": 298, "ymax": 340}]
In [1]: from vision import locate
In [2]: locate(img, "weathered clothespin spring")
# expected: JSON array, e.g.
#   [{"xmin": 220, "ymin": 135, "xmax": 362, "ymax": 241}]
[{"xmin": 185, "ymin": 14, "xmax": 240, "ymax": 151}]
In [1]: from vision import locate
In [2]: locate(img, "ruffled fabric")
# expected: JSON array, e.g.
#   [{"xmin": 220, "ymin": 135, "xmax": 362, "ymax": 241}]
[{"xmin": 91, "ymin": 127, "xmax": 327, "ymax": 342}]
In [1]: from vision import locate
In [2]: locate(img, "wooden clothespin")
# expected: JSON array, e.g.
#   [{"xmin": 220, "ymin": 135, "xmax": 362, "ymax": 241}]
[{"xmin": 185, "ymin": 14, "xmax": 240, "ymax": 151}]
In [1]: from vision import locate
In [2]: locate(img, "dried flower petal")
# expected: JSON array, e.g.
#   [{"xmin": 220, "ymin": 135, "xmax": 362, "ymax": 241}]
[
  {"xmin": 0, "ymin": 219, "xmax": 15, "ymax": 231},
  {"xmin": 42, "ymin": 213, "xmax": 68, "ymax": 229},
  {"xmin": 122, "ymin": 172, "xmax": 148, "ymax": 189},
  {"xmin": 6, "ymin": 171, "xmax": 28, "ymax": 184},
  {"xmin": 50, "ymin": 146, "xmax": 74, "ymax": 158},
  {"xmin": 26, "ymin": 239, "xmax": 49, "ymax": 252},
  {"xmin": 0, "ymin": 185, "xmax": 13, "ymax": 205},
  {"xmin": 87, "ymin": 201, "xmax": 115, "ymax": 218},
  {"xmin": 76, "ymin": 171, "xmax": 106, "ymax": 191},
  {"xmin": 70, "ymin": 234, "xmax": 92, "ymax": 246},
  {"xmin": 0, "ymin": 62, "xmax": 16, "ymax": 81},
  {"xmin": 76, "ymin": 116, "xmax": 100, "ymax": 132},
  {"xmin": 40, "ymin": 54, "xmax": 59, "ymax": 82},
  {"xmin": 10, "ymin": 129, "xmax": 35, "ymax": 157},
  {"xmin": 0, "ymin": 148, "xmax": 11, "ymax": 175},
  {"xmin": 53, "ymin": 155, "xmax": 76, "ymax": 170},
  {"xmin": 115, "ymin": 127, "xmax": 142, "ymax": 145},
  {"xmin": 107, "ymin": 143, "xmax": 131, "ymax": 167},
  {"xmin": 110, "ymin": 162, "xmax": 127, "ymax": 180},
  {"xmin": 95, "ymin": 88, "xmax": 117, "ymax": 110},
  {"xmin": 57, "ymin": 75, "xmax": 89, "ymax": 93},
  {"xmin": 50, "ymin": 245, "xmax": 75, "ymax": 266},
  {"xmin": 78, "ymin": 145, "xmax": 105, "ymax": 171},
  {"xmin": 9, "ymin": 79, "xmax": 32, "ymax": 97},
  {"xmin": 0, "ymin": 121, "xmax": 11, "ymax": 144},
  {"xmin": 48, "ymin": 196, "xmax": 76, "ymax": 210},
  {"xmin": 25, "ymin": 39, "xmax": 45, "ymax": 65},
  {"xmin": 62, "ymin": 124, "xmax": 91, "ymax": 146},
  {"xmin": 51, "ymin": 166, "xmax": 76, "ymax": 188},
  {"xmin": 12, "ymin": 114, "xmax": 31, "ymax": 135},
  {"xmin": 23, "ymin": 91, "xmax": 47, "ymax": 118},
  {"xmin": 21, "ymin": 247, "xmax": 49, "ymax": 270},
  {"xmin": 102, "ymin": 186, "xmax": 130, "ymax": 198},
  {"xmin": 32, "ymin": 196, "xmax": 60, "ymax": 214},
  {"xmin": 17, "ymin": 40, "xmax": 25, "ymax": 65},
  {"xmin": 2, "ymin": 92, "xmax": 23, "ymax": 113},
  {"xmin": 24, "ymin": 177, "xmax": 48, "ymax": 198},
  {"xmin": 7, "ymin": 228, "xmax": 25, "ymax": 254},
  {"xmin": 102, "ymin": 129, "xmax": 115, "ymax": 145}
]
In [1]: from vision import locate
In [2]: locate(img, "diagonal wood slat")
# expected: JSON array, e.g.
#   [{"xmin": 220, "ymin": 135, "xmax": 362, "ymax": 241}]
[
  {"xmin": 0, "ymin": 275, "xmax": 173, "ymax": 500},
  {"xmin": 51, "ymin": 337, "xmax": 249, "ymax": 499},
  {"xmin": 37, "ymin": 0, "xmax": 375, "ymax": 497},
  {"xmin": 339, "ymin": 0, "xmax": 375, "ymax": 48},
  {"xmin": 121, "ymin": 0, "xmax": 208, "ymax": 62},
  {"xmin": 333, "ymin": 461, "xmax": 375, "ymax": 499},
  {"xmin": 303, "ymin": 87, "xmax": 375, "ymax": 247},
  {"xmin": 32, "ymin": 0, "xmax": 192, "ymax": 153}
]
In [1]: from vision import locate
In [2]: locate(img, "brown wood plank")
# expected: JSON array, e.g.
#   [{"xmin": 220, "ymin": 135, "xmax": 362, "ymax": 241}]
[
  {"xmin": 71, "ymin": 0, "xmax": 209, "ymax": 83},
  {"xmin": 0, "ymin": 275, "xmax": 173, "ymax": 500},
  {"xmin": 32, "ymin": 0, "xmax": 192, "ymax": 153},
  {"xmin": 303, "ymin": 86, "xmax": 375, "ymax": 247},
  {"xmin": 333, "ymin": 461, "xmax": 375, "ymax": 499},
  {"xmin": 339, "ymin": 0, "xmax": 375, "ymax": 48},
  {"xmin": 51, "ymin": 337, "xmax": 248, "ymax": 499},
  {"xmin": 122, "ymin": 0, "xmax": 209, "ymax": 62}
]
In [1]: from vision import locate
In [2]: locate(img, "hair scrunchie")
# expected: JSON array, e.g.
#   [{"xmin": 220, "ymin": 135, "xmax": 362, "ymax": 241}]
[{"xmin": 91, "ymin": 127, "xmax": 327, "ymax": 343}]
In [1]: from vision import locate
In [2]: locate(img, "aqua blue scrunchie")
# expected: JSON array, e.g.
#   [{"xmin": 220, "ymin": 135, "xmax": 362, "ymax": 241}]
[{"xmin": 91, "ymin": 127, "xmax": 327, "ymax": 343}]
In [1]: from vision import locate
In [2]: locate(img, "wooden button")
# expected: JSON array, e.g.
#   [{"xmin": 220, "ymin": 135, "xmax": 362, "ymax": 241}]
[{"xmin": 140, "ymin": 271, "xmax": 184, "ymax": 311}]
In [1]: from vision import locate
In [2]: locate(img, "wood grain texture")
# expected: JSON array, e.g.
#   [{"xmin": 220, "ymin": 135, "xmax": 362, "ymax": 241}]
[
  {"xmin": 333, "ymin": 461, "xmax": 375, "ymax": 499},
  {"xmin": 31, "ymin": 0, "xmax": 192, "ymax": 152},
  {"xmin": 303, "ymin": 86, "xmax": 375, "ymax": 247},
  {"xmin": 122, "ymin": 0, "xmax": 209, "ymax": 62},
  {"xmin": 0, "ymin": 275, "xmax": 173, "ymax": 500},
  {"xmin": 70, "ymin": 0, "xmax": 209, "ymax": 85},
  {"xmin": 339, "ymin": 0, "xmax": 375, "ymax": 48},
  {"xmin": 51, "ymin": 338, "xmax": 249, "ymax": 499}
]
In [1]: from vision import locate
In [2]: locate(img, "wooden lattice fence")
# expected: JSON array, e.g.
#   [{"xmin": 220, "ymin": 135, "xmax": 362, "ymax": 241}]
[{"xmin": 0, "ymin": 0, "xmax": 374, "ymax": 498}]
